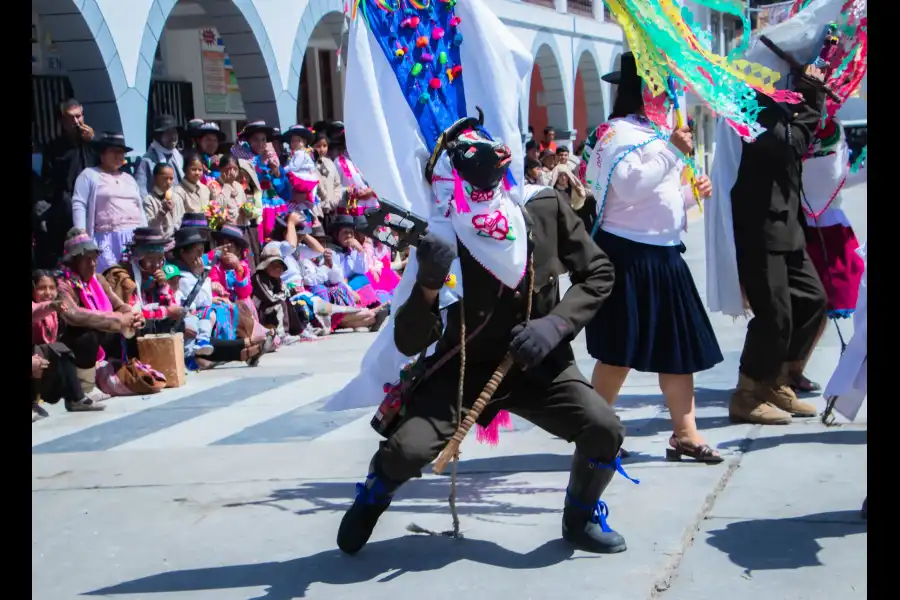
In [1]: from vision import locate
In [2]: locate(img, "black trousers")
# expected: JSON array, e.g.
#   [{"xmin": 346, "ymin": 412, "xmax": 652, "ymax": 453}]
[
  {"xmin": 737, "ymin": 248, "xmax": 827, "ymax": 381},
  {"xmin": 32, "ymin": 344, "xmax": 83, "ymax": 405},
  {"xmin": 61, "ymin": 326, "xmax": 126, "ymax": 369},
  {"xmin": 376, "ymin": 362, "xmax": 625, "ymax": 482}
]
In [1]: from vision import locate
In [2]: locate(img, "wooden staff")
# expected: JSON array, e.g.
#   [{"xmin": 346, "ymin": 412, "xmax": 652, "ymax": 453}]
[
  {"xmin": 432, "ymin": 257, "xmax": 535, "ymax": 475},
  {"xmin": 432, "ymin": 354, "xmax": 515, "ymax": 474}
]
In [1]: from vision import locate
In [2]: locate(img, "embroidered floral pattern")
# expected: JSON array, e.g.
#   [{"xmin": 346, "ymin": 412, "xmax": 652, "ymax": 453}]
[
  {"xmin": 470, "ymin": 189, "xmax": 495, "ymax": 202},
  {"xmin": 472, "ymin": 210, "xmax": 515, "ymax": 241}
]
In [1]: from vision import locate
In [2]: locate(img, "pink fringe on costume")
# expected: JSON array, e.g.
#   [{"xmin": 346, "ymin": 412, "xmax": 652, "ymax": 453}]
[
  {"xmin": 475, "ymin": 409, "xmax": 514, "ymax": 446},
  {"xmin": 453, "ymin": 169, "xmax": 470, "ymax": 214}
]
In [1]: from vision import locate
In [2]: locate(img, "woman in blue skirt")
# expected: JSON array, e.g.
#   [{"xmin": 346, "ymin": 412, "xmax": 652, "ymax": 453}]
[{"xmin": 582, "ymin": 53, "xmax": 723, "ymax": 463}]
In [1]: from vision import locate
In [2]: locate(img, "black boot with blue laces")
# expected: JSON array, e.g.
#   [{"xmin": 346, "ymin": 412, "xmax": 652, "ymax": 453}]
[
  {"xmin": 337, "ymin": 458, "xmax": 404, "ymax": 555},
  {"xmin": 562, "ymin": 450, "xmax": 639, "ymax": 554}
]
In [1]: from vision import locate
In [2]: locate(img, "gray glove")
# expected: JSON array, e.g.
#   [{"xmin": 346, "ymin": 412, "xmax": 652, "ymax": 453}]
[{"xmin": 416, "ymin": 232, "xmax": 457, "ymax": 290}]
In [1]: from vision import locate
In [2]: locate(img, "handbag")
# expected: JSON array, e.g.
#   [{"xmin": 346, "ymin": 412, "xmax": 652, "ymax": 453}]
[{"xmin": 111, "ymin": 359, "xmax": 167, "ymax": 396}]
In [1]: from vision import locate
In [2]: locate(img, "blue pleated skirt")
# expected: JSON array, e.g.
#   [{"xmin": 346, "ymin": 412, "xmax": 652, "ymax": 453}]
[{"xmin": 586, "ymin": 229, "xmax": 723, "ymax": 375}]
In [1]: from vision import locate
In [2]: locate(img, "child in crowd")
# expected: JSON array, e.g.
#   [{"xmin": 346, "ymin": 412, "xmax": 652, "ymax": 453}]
[
  {"xmin": 172, "ymin": 150, "xmax": 212, "ymax": 220},
  {"xmin": 32, "ymin": 270, "xmax": 105, "ymax": 420},
  {"xmin": 164, "ymin": 263, "xmax": 213, "ymax": 358},
  {"xmin": 143, "ymin": 164, "xmax": 181, "ymax": 242},
  {"xmin": 281, "ymin": 125, "xmax": 321, "ymax": 229},
  {"xmin": 251, "ymin": 244, "xmax": 302, "ymax": 345}
]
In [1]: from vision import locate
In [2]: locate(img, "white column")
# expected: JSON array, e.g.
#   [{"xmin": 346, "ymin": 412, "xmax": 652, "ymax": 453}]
[
  {"xmin": 309, "ymin": 49, "xmax": 324, "ymax": 123},
  {"xmin": 593, "ymin": 0, "xmax": 604, "ymax": 21},
  {"xmin": 555, "ymin": 0, "xmax": 567, "ymax": 14}
]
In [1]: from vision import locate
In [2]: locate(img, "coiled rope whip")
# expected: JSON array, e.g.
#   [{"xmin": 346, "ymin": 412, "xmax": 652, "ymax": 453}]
[{"xmin": 408, "ymin": 256, "xmax": 535, "ymax": 538}]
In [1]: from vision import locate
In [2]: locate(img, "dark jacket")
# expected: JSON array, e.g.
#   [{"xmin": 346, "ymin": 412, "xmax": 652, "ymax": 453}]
[
  {"xmin": 41, "ymin": 134, "xmax": 98, "ymax": 212},
  {"xmin": 730, "ymin": 77, "xmax": 826, "ymax": 253},
  {"xmin": 393, "ymin": 188, "xmax": 615, "ymax": 383}
]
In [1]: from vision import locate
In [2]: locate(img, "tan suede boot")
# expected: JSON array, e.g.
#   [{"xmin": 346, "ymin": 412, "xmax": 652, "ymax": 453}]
[
  {"xmin": 76, "ymin": 367, "xmax": 110, "ymax": 403},
  {"xmin": 765, "ymin": 365, "xmax": 817, "ymax": 417},
  {"xmin": 729, "ymin": 373, "xmax": 792, "ymax": 425},
  {"xmin": 76, "ymin": 367, "xmax": 97, "ymax": 395}
]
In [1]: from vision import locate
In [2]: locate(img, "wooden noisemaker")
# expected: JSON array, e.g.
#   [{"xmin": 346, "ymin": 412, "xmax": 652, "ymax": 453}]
[{"xmin": 432, "ymin": 354, "xmax": 515, "ymax": 474}]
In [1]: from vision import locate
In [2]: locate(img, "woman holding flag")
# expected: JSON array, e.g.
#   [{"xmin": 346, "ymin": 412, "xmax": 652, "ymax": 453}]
[{"xmin": 582, "ymin": 52, "xmax": 724, "ymax": 464}]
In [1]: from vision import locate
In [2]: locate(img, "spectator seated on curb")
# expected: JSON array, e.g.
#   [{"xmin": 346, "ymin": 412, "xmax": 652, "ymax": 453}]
[
  {"xmin": 268, "ymin": 213, "xmax": 370, "ymax": 337},
  {"xmin": 32, "ymin": 269, "xmax": 105, "ymax": 421},
  {"xmin": 169, "ymin": 227, "xmax": 266, "ymax": 369},
  {"xmin": 55, "ymin": 228, "xmax": 144, "ymax": 400}
]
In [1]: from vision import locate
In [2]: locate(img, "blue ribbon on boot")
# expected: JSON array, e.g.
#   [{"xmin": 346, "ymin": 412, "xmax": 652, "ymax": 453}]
[{"xmin": 565, "ymin": 455, "xmax": 640, "ymax": 533}]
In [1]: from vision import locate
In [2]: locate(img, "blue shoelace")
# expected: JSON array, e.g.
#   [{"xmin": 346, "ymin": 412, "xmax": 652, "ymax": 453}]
[{"xmin": 566, "ymin": 455, "xmax": 640, "ymax": 533}]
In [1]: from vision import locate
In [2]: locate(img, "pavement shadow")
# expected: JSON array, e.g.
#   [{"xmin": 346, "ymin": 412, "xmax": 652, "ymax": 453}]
[
  {"xmin": 705, "ymin": 510, "xmax": 867, "ymax": 574},
  {"xmin": 222, "ymin": 453, "xmax": 659, "ymax": 518},
  {"xmin": 717, "ymin": 428, "xmax": 867, "ymax": 453},
  {"xmin": 85, "ymin": 535, "xmax": 577, "ymax": 600},
  {"xmin": 614, "ymin": 387, "xmax": 733, "ymax": 412},
  {"xmin": 621, "ymin": 414, "xmax": 734, "ymax": 439},
  {"xmin": 222, "ymin": 471, "xmax": 564, "ymax": 518}
]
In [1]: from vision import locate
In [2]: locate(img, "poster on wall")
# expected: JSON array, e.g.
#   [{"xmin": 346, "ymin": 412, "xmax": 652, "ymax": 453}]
[{"xmin": 199, "ymin": 28, "xmax": 244, "ymax": 115}]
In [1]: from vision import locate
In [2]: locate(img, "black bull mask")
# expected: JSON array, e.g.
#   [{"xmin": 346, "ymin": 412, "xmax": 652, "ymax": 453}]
[{"xmin": 425, "ymin": 106, "xmax": 512, "ymax": 191}]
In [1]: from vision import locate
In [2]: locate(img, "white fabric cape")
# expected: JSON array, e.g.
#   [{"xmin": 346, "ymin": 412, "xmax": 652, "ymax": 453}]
[
  {"xmin": 824, "ymin": 242, "xmax": 867, "ymax": 421},
  {"xmin": 705, "ymin": 0, "xmax": 847, "ymax": 317},
  {"xmin": 324, "ymin": 0, "xmax": 533, "ymax": 411}
]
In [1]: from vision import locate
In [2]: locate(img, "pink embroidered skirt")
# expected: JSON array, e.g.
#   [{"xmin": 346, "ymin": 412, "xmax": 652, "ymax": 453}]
[{"xmin": 805, "ymin": 224, "xmax": 865, "ymax": 318}]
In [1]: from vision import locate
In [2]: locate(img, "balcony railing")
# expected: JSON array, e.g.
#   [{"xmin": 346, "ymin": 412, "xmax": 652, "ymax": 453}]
[
  {"xmin": 567, "ymin": 0, "xmax": 594, "ymax": 18},
  {"xmin": 522, "ymin": 0, "xmax": 556, "ymax": 9}
]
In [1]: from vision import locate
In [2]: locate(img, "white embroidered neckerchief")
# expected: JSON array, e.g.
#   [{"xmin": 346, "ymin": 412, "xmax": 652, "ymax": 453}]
[{"xmin": 431, "ymin": 154, "xmax": 527, "ymax": 290}]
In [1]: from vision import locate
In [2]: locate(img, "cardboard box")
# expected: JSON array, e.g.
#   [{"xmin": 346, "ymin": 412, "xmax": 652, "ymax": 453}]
[{"xmin": 137, "ymin": 333, "xmax": 187, "ymax": 388}]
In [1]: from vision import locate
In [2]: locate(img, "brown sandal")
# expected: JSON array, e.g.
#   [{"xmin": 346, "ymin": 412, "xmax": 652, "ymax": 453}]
[{"xmin": 666, "ymin": 434, "xmax": 723, "ymax": 464}]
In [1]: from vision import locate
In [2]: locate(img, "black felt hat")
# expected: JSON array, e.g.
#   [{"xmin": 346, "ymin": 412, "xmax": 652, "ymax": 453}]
[
  {"xmin": 602, "ymin": 52, "xmax": 641, "ymax": 90},
  {"xmin": 153, "ymin": 114, "xmax": 179, "ymax": 133},
  {"xmin": 239, "ymin": 120, "xmax": 278, "ymax": 141},
  {"xmin": 172, "ymin": 227, "xmax": 207, "ymax": 250},
  {"xmin": 212, "ymin": 223, "xmax": 249, "ymax": 248},
  {"xmin": 282, "ymin": 125, "xmax": 315, "ymax": 145},
  {"xmin": 92, "ymin": 131, "xmax": 133, "ymax": 153},
  {"xmin": 188, "ymin": 121, "xmax": 227, "ymax": 142},
  {"xmin": 328, "ymin": 214, "xmax": 356, "ymax": 235}
]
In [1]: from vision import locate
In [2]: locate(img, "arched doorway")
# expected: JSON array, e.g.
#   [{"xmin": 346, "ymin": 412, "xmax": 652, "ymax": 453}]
[
  {"xmin": 145, "ymin": 0, "xmax": 285, "ymax": 149},
  {"xmin": 529, "ymin": 43, "xmax": 569, "ymax": 145},
  {"xmin": 32, "ymin": 0, "xmax": 128, "ymax": 150},
  {"xmin": 574, "ymin": 50, "xmax": 605, "ymax": 146},
  {"xmin": 293, "ymin": 7, "xmax": 348, "ymax": 125}
]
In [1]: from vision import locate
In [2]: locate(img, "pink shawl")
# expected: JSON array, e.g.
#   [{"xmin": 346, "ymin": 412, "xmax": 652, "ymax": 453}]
[{"xmin": 71, "ymin": 273, "xmax": 115, "ymax": 362}]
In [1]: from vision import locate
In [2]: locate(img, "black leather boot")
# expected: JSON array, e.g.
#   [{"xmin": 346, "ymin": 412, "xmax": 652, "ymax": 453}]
[
  {"xmin": 337, "ymin": 457, "xmax": 404, "ymax": 555},
  {"xmin": 562, "ymin": 451, "xmax": 639, "ymax": 554}
]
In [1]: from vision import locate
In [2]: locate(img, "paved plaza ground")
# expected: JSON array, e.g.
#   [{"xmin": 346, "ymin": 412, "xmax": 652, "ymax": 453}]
[{"xmin": 32, "ymin": 188, "xmax": 867, "ymax": 600}]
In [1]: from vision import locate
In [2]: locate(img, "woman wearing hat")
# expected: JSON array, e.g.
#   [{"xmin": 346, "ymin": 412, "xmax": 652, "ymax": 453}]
[
  {"xmin": 310, "ymin": 131, "xmax": 343, "ymax": 233},
  {"xmin": 235, "ymin": 120, "xmax": 289, "ymax": 244},
  {"xmin": 267, "ymin": 214, "xmax": 373, "ymax": 336},
  {"xmin": 102, "ymin": 227, "xmax": 184, "ymax": 335},
  {"xmin": 71, "ymin": 132, "xmax": 149, "ymax": 274},
  {"xmin": 235, "ymin": 158, "xmax": 264, "ymax": 262},
  {"xmin": 56, "ymin": 228, "xmax": 144, "ymax": 398},
  {"xmin": 186, "ymin": 121, "xmax": 227, "ymax": 185},
  {"xmin": 209, "ymin": 223, "xmax": 273, "ymax": 348},
  {"xmin": 326, "ymin": 121, "xmax": 379, "ymax": 219},
  {"xmin": 135, "ymin": 114, "xmax": 185, "ymax": 198},
  {"xmin": 282, "ymin": 125, "xmax": 322, "ymax": 229},
  {"xmin": 170, "ymin": 227, "xmax": 268, "ymax": 367},
  {"xmin": 583, "ymin": 52, "xmax": 723, "ymax": 463},
  {"xmin": 328, "ymin": 216, "xmax": 390, "ymax": 331},
  {"xmin": 252, "ymin": 243, "xmax": 304, "ymax": 344}
]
